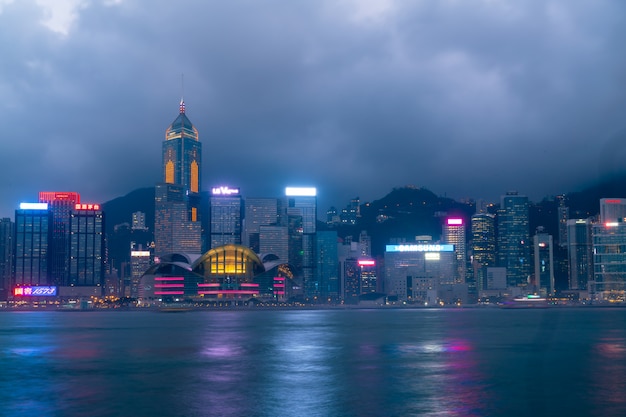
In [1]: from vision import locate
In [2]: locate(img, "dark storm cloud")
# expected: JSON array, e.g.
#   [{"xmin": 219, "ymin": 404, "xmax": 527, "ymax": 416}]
[{"xmin": 0, "ymin": 0, "xmax": 625, "ymax": 218}]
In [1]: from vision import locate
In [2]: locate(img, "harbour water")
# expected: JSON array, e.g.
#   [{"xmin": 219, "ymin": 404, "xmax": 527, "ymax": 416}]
[{"xmin": 1, "ymin": 307, "xmax": 625, "ymax": 417}]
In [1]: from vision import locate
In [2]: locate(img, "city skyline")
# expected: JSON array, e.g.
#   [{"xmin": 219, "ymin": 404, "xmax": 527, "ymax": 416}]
[{"xmin": 1, "ymin": 1, "xmax": 626, "ymax": 219}]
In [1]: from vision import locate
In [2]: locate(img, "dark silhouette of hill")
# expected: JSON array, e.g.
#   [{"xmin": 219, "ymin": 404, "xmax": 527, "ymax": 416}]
[
  {"xmin": 334, "ymin": 186, "xmax": 474, "ymax": 256},
  {"xmin": 102, "ymin": 176, "xmax": 626, "ymax": 266},
  {"xmin": 566, "ymin": 173, "xmax": 626, "ymax": 218},
  {"xmin": 102, "ymin": 187, "xmax": 155, "ymax": 235}
]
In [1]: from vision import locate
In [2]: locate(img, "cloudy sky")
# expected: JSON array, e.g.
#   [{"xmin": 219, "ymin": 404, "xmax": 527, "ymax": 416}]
[{"xmin": 1, "ymin": 0, "xmax": 625, "ymax": 218}]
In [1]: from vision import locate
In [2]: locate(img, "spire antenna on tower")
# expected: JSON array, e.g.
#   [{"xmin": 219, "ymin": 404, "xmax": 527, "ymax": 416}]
[{"xmin": 179, "ymin": 73, "xmax": 185, "ymax": 114}]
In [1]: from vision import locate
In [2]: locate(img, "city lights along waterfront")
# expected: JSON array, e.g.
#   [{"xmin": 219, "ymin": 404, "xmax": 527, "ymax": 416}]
[{"xmin": 1, "ymin": 308, "xmax": 626, "ymax": 417}]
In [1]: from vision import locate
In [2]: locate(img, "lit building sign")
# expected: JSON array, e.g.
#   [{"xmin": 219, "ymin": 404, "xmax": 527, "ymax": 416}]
[
  {"xmin": 74, "ymin": 203, "xmax": 101, "ymax": 210},
  {"xmin": 19, "ymin": 203, "xmax": 48, "ymax": 210},
  {"xmin": 386, "ymin": 244, "xmax": 454, "ymax": 252},
  {"xmin": 14, "ymin": 286, "xmax": 57, "ymax": 296},
  {"xmin": 131, "ymin": 251, "xmax": 151, "ymax": 257},
  {"xmin": 604, "ymin": 199, "xmax": 624, "ymax": 204},
  {"xmin": 358, "ymin": 260, "xmax": 376, "ymax": 266},
  {"xmin": 211, "ymin": 186, "xmax": 240, "ymax": 196},
  {"xmin": 285, "ymin": 187, "xmax": 317, "ymax": 197},
  {"xmin": 425, "ymin": 252, "xmax": 441, "ymax": 260},
  {"xmin": 39, "ymin": 192, "xmax": 80, "ymax": 202},
  {"xmin": 447, "ymin": 218, "xmax": 464, "ymax": 225}
]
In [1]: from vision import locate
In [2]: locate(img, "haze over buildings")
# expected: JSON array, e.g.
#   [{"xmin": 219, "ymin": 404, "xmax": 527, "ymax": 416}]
[{"xmin": 1, "ymin": 1, "xmax": 626, "ymax": 218}]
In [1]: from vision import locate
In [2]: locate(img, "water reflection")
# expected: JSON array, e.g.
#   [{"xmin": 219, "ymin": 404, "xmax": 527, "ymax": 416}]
[{"xmin": 2, "ymin": 309, "xmax": 625, "ymax": 416}]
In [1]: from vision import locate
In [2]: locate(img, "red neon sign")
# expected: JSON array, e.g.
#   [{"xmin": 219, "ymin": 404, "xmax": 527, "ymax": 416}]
[{"xmin": 74, "ymin": 203, "xmax": 101, "ymax": 211}]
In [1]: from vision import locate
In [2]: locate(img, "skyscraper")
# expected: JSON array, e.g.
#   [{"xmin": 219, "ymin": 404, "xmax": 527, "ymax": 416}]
[
  {"xmin": 244, "ymin": 197, "xmax": 282, "ymax": 252},
  {"xmin": 599, "ymin": 198, "xmax": 626, "ymax": 223},
  {"xmin": 533, "ymin": 229, "xmax": 554, "ymax": 295},
  {"xmin": 592, "ymin": 220, "xmax": 626, "ymax": 301},
  {"xmin": 0, "ymin": 218, "xmax": 13, "ymax": 300},
  {"xmin": 68, "ymin": 203, "xmax": 105, "ymax": 290},
  {"xmin": 286, "ymin": 187, "xmax": 317, "ymax": 298},
  {"xmin": 14, "ymin": 203, "xmax": 52, "ymax": 287},
  {"xmin": 163, "ymin": 99, "xmax": 202, "ymax": 194},
  {"xmin": 209, "ymin": 186, "xmax": 243, "ymax": 249},
  {"xmin": 443, "ymin": 217, "xmax": 466, "ymax": 284},
  {"xmin": 471, "ymin": 213, "xmax": 496, "ymax": 294},
  {"xmin": 567, "ymin": 218, "xmax": 592, "ymax": 291},
  {"xmin": 155, "ymin": 183, "xmax": 201, "ymax": 255},
  {"xmin": 39, "ymin": 192, "xmax": 80, "ymax": 286},
  {"xmin": 316, "ymin": 230, "xmax": 339, "ymax": 300},
  {"xmin": 155, "ymin": 100, "xmax": 202, "ymax": 255},
  {"xmin": 497, "ymin": 192, "xmax": 531, "ymax": 288}
]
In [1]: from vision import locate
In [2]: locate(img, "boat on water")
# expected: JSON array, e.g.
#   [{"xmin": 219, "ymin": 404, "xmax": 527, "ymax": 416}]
[
  {"xmin": 158, "ymin": 303, "xmax": 194, "ymax": 312},
  {"xmin": 500, "ymin": 294, "xmax": 550, "ymax": 309}
]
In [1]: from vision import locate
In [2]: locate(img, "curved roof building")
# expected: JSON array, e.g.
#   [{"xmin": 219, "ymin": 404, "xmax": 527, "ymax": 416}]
[{"xmin": 140, "ymin": 245, "xmax": 295, "ymax": 300}]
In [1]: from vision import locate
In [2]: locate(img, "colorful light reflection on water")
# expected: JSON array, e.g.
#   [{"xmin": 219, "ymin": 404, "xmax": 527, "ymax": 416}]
[{"xmin": 0, "ymin": 308, "xmax": 625, "ymax": 416}]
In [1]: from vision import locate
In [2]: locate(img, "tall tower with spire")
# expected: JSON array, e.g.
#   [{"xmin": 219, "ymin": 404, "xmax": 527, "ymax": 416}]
[
  {"xmin": 154, "ymin": 99, "xmax": 202, "ymax": 256},
  {"xmin": 162, "ymin": 99, "xmax": 202, "ymax": 194}
]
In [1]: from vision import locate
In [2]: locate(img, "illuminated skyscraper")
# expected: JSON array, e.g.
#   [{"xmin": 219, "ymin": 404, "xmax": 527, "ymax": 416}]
[
  {"xmin": 443, "ymin": 218, "xmax": 466, "ymax": 283},
  {"xmin": 567, "ymin": 219, "xmax": 592, "ymax": 291},
  {"xmin": 209, "ymin": 186, "xmax": 243, "ymax": 249},
  {"xmin": 533, "ymin": 229, "xmax": 554, "ymax": 295},
  {"xmin": 259, "ymin": 225, "xmax": 289, "ymax": 262},
  {"xmin": 592, "ymin": 220, "xmax": 626, "ymax": 301},
  {"xmin": 68, "ymin": 203, "xmax": 105, "ymax": 290},
  {"xmin": 163, "ymin": 99, "xmax": 201, "ymax": 195},
  {"xmin": 14, "ymin": 203, "xmax": 52, "ymax": 287},
  {"xmin": 600, "ymin": 198, "xmax": 626, "ymax": 223},
  {"xmin": 497, "ymin": 192, "xmax": 530, "ymax": 288},
  {"xmin": 155, "ymin": 183, "xmax": 201, "ymax": 255},
  {"xmin": 155, "ymin": 100, "xmax": 202, "ymax": 255},
  {"xmin": 244, "ymin": 198, "xmax": 282, "ymax": 252},
  {"xmin": 471, "ymin": 213, "xmax": 496, "ymax": 293},
  {"xmin": 39, "ymin": 192, "xmax": 80, "ymax": 286},
  {"xmin": 0, "ymin": 218, "xmax": 13, "ymax": 300},
  {"xmin": 316, "ymin": 230, "xmax": 339, "ymax": 300},
  {"xmin": 286, "ymin": 187, "xmax": 317, "ymax": 298}
]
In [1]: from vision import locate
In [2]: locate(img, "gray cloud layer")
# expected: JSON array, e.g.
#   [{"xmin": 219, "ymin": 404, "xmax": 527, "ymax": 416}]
[{"xmin": 1, "ymin": 0, "xmax": 625, "ymax": 218}]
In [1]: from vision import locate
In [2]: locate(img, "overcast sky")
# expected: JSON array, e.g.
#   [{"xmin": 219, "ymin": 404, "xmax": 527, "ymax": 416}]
[{"xmin": 1, "ymin": 0, "xmax": 625, "ymax": 218}]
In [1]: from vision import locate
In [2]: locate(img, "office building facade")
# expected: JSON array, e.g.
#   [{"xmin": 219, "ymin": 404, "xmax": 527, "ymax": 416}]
[
  {"xmin": 209, "ymin": 186, "xmax": 243, "ymax": 249},
  {"xmin": 68, "ymin": 204, "xmax": 105, "ymax": 289},
  {"xmin": 567, "ymin": 219, "xmax": 593, "ymax": 291},
  {"xmin": 14, "ymin": 203, "xmax": 52, "ymax": 287},
  {"xmin": 497, "ymin": 192, "xmax": 531, "ymax": 288},
  {"xmin": 471, "ymin": 213, "xmax": 496, "ymax": 293},
  {"xmin": 285, "ymin": 187, "xmax": 317, "ymax": 298},
  {"xmin": 443, "ymin": 217, "xmax": 466, "ymax": 284},
  {"xmin": 155, "ymin": 100, "xmax": 202, "ymax": 256}
]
